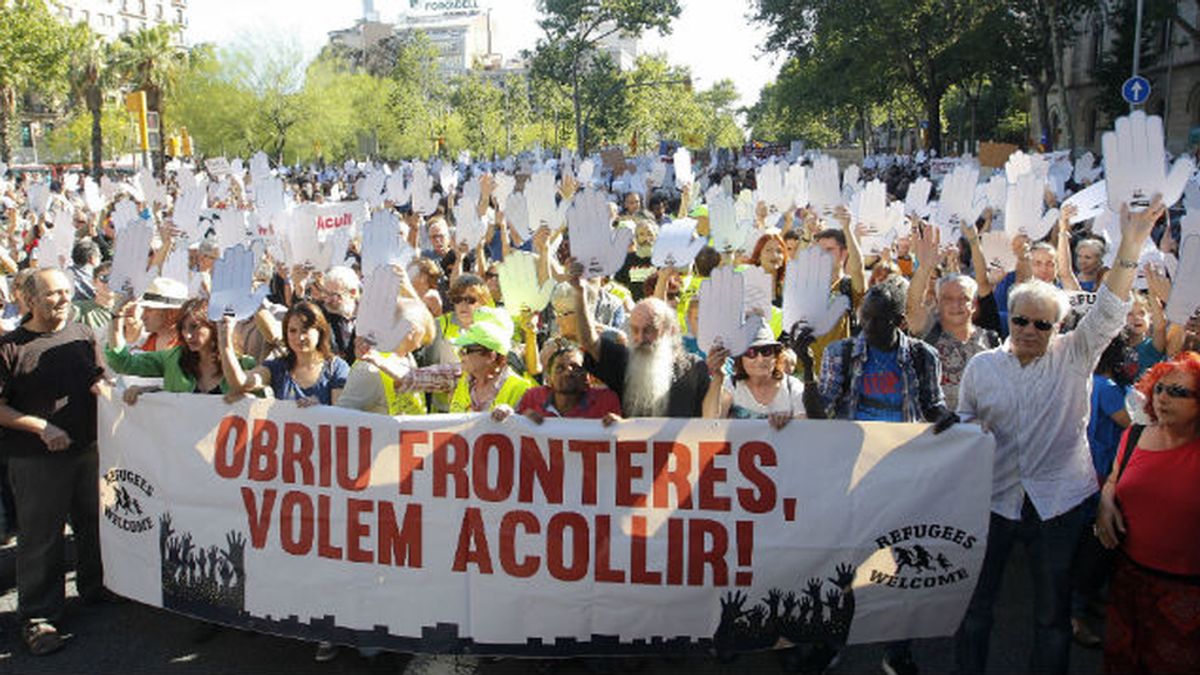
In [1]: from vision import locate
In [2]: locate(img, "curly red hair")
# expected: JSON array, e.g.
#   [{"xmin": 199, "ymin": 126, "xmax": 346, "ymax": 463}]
[
  {"xmin": 749, "ymin": 232, "xmax": 789, "ymax": 295},
  {"xmin": 1134, "ymin": 351, "xmax": 1200, "ymax": 423}
]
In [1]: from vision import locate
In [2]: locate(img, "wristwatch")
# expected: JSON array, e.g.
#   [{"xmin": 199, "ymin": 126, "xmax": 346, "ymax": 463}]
[{"xmin": 1115, "ymin": 257, "xmax": 1138, "ymax": 269}]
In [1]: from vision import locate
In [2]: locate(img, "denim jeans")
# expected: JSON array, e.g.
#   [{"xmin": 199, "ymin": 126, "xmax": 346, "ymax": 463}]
[{"xmin": 954, "ymin": 496, "xmax": 1088, "ymax": 674}]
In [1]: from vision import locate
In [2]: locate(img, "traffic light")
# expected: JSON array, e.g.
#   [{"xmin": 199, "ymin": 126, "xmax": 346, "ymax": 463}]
[
  {"xmin": 125, "ymin": 91, "xmax": 150, "ymax": 151},
  {"xmin": 166, "ymin": 135, "xmax": 181, "ymax": 157}
]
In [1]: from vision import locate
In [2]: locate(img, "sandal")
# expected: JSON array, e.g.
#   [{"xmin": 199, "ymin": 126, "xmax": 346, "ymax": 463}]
[{"xmin": 23, "ymin": 621, "xmax": 65, "ymax": 656}]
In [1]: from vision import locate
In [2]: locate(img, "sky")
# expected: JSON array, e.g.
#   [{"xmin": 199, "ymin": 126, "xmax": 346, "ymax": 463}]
[{"xmin": 186, "ymin": 0, "xmax": 780, "ymax": 110}]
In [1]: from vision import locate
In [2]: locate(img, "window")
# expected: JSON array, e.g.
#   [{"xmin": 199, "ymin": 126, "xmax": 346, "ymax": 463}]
[{"xmin": 157, "ymin": 3, "xmax": 164, "ymax": 19}]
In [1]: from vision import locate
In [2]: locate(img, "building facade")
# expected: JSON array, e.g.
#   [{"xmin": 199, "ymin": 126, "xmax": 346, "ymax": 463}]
[
  {"xmin": 53, "ymin": 0, "xmax": 188, "ymax": 43},
  {"xmin": 1037, "ymin": 2, "xmax": 1200, "ymax": 155}
]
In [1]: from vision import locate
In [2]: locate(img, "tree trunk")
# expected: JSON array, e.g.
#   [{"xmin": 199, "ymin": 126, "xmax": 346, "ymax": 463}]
[
  {"xmin": 1033, "ymin": 82, "xmax": 1051, "ymax": 148},
  {"xmin": 88, "ymin": 87, "xmax": 104, "ymax": 179},
  {"xmin": 0, "ymin": 87, "xmax": 14, "ymax": 164},
  {"xmin": 572, "ymin": 65, "xmax": 584, "ymax": 155},
  {"xmin": 147, "ymin": 86, "xmax": 165, "ymax": 178},
  {"xmin": 925, "ymin": 91, "xmax": 944, "ymax": 154},
  {"xmin": 1047, "ymin": 0, "xmax": 1078, "ymax": 158},
  {"xmin": 859, "ymin": 106, "xmax": 870, "ymax": 157}
]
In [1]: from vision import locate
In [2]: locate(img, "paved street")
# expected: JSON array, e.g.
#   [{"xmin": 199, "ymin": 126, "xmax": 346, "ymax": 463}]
[{"xmin": 0, "ymin": 537, "xmax": 1102, "ymax": 675}]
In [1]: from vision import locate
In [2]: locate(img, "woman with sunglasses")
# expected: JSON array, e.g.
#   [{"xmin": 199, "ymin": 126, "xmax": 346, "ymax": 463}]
[
  {"xmin": 1094, "ymin": 351, "xmax": 1200, "ymax": 674},
  {"xmin": 218, "ymin": 301, "xmax": 348, "ymax": 407},
  {"xmin": 702, "ymin": 317, "xmax": 806, "ymax": 430},
  {"xmin": 447, "ymin": 307, "xmax": 533, "ymax": 413}
]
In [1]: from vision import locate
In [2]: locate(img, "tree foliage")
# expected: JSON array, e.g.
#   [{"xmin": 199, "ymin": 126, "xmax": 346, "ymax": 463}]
[{"xmin": 0, "ymin": 0, "xmax": 72, "ymax": 161}]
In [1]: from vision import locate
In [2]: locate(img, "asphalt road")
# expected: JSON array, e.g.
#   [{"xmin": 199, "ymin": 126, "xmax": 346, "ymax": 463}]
[{"xmin": 0, "ymin": 538, "xmax": 1103, "ymax": 675}]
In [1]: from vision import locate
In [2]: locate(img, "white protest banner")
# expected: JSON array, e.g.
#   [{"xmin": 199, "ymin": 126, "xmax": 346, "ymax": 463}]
[
  {"xmin": 296, "ymin": 200, "xmax": 366, "ymax": 238},
  {"xmin": 98, "ymin": 393, "xmax": 993, "ymax": 656},
  {"xmin": 205, "ymin": 157, "xmax": 232, "ymax": 177}
]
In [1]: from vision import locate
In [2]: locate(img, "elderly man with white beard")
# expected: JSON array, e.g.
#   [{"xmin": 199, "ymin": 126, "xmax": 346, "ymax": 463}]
[{"xmin": 568, "ymin": 262, "xmax": 710, "ymax": 420}]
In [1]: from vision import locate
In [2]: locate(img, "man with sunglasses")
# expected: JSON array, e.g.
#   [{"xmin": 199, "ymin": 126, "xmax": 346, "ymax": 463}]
[{"xmin": 954, "ymin": 196, "xmax": 1167, "ymax": 675}]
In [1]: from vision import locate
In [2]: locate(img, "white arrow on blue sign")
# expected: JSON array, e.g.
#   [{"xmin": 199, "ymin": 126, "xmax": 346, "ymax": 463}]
[{"xmin": 1122, "ymin": 76, "xmax": 1151, "ymax": 105}]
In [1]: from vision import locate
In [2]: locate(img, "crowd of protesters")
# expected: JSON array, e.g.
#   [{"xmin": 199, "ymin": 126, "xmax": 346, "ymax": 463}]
[{"xmin": 0, "ymin": 137, "xmax": 1198, "ymax": 675}]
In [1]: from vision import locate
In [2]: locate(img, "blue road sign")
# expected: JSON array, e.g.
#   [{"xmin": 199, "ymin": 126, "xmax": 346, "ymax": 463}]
[{"xmin": 1122, "ymin": 76, "xmax": 1151, "ymax": 105}]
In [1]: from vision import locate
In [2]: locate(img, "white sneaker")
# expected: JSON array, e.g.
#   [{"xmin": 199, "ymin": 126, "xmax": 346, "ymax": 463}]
[{"xmin": 403, "ymin": 654, "xmax": 482, "ymax": 675}]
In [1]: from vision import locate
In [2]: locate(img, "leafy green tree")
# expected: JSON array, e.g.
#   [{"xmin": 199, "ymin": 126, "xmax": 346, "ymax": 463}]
[
  {"xmin": 165, "ymin": 44, "xmax": 260, "ymax": 159},
  {"xmin": 530, "ymin": 0, "xmax": 682, "ymax": 153},
  {"xmin": 114, "ymin": 23, "xmax": 188, "ymax": 174},
  {"xmin": 65, "ymin": 23, "xmax": 120, "ymax": 177},
  {"xmin": 450, "ymin": 71, "xmax": 504, "ymax": 157},
  {"xmin": 0, "ymin": 0, "xmax": 72, "ymax": 162},
  {"xmin": 751, "ymin": 0, "xmax": 1003, "ymax": 153},
  {"xmin": 1093, "ymin": 0, "xmax": 1176, "ymax": 121}
]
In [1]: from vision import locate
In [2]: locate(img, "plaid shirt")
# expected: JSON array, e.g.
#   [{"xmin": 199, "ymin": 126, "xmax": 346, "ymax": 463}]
[{"xmin": 816, "ymin": 332, "xmax": 946, "ymax": 423}]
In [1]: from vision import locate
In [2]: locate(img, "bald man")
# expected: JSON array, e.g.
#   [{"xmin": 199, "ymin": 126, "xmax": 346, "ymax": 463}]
[{"xmin": 0, "ymin": 269, "xmax": 108, "ymax": 655}]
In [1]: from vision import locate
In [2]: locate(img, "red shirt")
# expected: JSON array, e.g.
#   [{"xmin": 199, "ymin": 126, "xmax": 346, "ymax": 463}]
[
  {"xmin": 1114, "ymin": 429, "xmax": 1200, "ymax": 576},
  {"xmin": 516, "ymin": 386, "xmax": 622, "ymax": 420}
]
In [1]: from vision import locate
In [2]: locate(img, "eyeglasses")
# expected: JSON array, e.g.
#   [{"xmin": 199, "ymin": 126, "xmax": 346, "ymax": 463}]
[
  {"xmin": 459, "ymin": 344, "xmax": 491, "ymax": 357},
  {"xmin": 96, "ymin": 274, "xmax": 110, "ymax": 284},
  {"xmin": 484, "ymin": 271, "xmax": 499, "ymax": 279},
  {"xmin": 743, "ymin": 344, "xmax": 781, "ymax": 359},
  {"xmin": 451, "ymin": 295, "xmax": 482, "ymax": 306},
  {"xmin": 1011, "ymin": 315, "xmax": 1054, "ymax": 332},
  {"xmin": 1154, "ymin": 382, "xmax": 1196, "ymax": 399}
]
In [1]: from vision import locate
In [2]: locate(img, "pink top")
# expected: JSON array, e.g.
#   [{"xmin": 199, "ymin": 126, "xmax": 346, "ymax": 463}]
[{"xmin": 1114, "ymin": 429, "xmax": 1200, "ymax": 576}]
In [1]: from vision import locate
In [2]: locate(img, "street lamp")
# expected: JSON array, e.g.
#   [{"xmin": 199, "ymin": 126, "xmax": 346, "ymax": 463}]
[{"xmin": 578, "ymin": 77, "xmax": 691, "ymax": 155}]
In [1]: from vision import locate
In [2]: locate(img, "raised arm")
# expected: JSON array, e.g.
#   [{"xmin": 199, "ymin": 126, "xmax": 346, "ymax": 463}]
[
  {"xmin": 218, "ymin": 316, "xmax": 270, "ymax": 396},
  {"xmin": 1104, "ymin": 197, "xmax": 1165, "ymax": 301},
  {"xmin": 568, "ymin": 261, "xmax": 600, "ymax": 362},
  {"xmin": 1056, "ymin": 206, "xmax": 1081, "ymax": 291},
  {"xmin": 834, "ymin": 206, "xmax": 867, "ymax": 295}
]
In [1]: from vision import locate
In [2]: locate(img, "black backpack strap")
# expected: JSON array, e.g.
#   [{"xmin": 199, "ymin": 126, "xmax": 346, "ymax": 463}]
[{"xmin": 1115, "ymin": 424, "xmax": 1145, "ymax": 483}]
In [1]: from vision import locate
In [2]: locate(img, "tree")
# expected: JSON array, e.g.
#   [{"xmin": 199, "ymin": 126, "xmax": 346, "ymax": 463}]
[
  {"xmin": 0, "ymin": 0, "xmax": 71, "ymax": 162},
  {"xmin": 529, "ymin": 0, "xmax": 682, "ymax": 153},
  {"xmin": 751, "ymin": 0, "xmax": 1003, "ymax": 153},
  {"xmin": 66, "ymin": 23, "xmax": 120, "ymax": 177},
  {"xmin": 114, "ymin": 23, "xmax": 188, "ymax": 175},
  {"xmin": 450, "ymin": 71, "xmax": 504, "ymax": 157},
  {"xmin": 1093, "ymin": 0, "xmax": 1177, "ymax": 121}
]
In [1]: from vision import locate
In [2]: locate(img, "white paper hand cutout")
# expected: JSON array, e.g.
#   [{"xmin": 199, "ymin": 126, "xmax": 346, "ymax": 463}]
[
  {"xmin": 651, "ymin": 218, "xmax": 706, "ymax": 269},
  {"xmin": 936, "ymin": 164, "xmax": 985, "ymax": 241},
  {"xmin": 673, "ymin": 147, "xmax": 693, "ymax": 188},
  {"xmin": 452, "ymin": 176, "xmax": 488, "ymax": 250},
  {"xmin": 697, "ymin": 266, "xmax": 764, "ymax": 356},
  {"xmin": 787, "ymin": 162, "xmax": 809, "ymax": 210},
  {"xmin": 568, "ymin": 189, "xmax": 632, "ymax": 279},
  {"xmin": 386, "ymin": 169, "xmax": 410, "ymax": 206},
  {"xmin": 355, "ymin": 267, "xmax": 412, "ymax": 351},
  {"xmin": 1062, "ymin": 180, "xmax": 1108, "ymax": 224},
  {"xmin": 783, "ymin": 246, "xmax": 850, "ymax": 337},
  {"xmin": 1166, "ymin": 209, "xmax": 1200, "ymax": 325},
  {"xmin": 498, "ymin": 250, "xmax": 555, "ymax": 314},
  {"xmin": 708, "ymin": 192, "xmax": 756, "ymax": 254},
  {"xmin": 980, "ymin": 231, "xmax": 1018, "ymax": 273},
  {"xmin": 905, "ymin": 177, "xmax": 933, "ymax": 218},
  {"xmin": 207, "ymin": 244, "xmax": 268, "ymax": 321},
  {"xmin": 1074, "ymin": 151, "xmax": 1103, "ymax": 185},
  {"xmin": 756, "ymin": 161, "xmax": 790, "ymax": 214},
  {"xmin": 361, "ymin": 210, "xmax": 415, "ymax": 275},
  {"xmin": 492, "ymin": 172, "xmax": 515, "ymax": 212},
  {"xmin": 1103, "ymin": 111, "xmax": 1195, "ymax": 211},
  {"xmin": 410, "ymin": 162, "xmax": 439, "ymax": 216},
  {"xmin": 1004, "ymin": 171, "xmax": 1059, "ymax": 241},
  {"xmin": 809, "ymin": 156, "xmax": 842, "ymax": 214},
  {"xmin": 507, "ymin": 170, "xmax": 557, "ymax": 242},
  {"xmin": 109, "ymin": 217, "xmax": 155, "ymax": 298}
]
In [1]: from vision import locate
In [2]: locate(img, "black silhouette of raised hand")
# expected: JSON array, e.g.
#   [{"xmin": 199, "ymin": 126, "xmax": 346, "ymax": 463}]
[
  {"xmin": 219, "ymin": 560, "xmax": 234, "ymax": 587},
  {"xmin": 180, "ymin": 533, "xmax": 195, "ymax": 563},
  {"xmin": 805, "ymin": 578, "xmax": 823, "ymax": 604},
  {"xmin": 746, "ymin": 605, "xmax": 766, "ymax": 629},
  {"xmin": 208, "ymin": 546, "xmax": 220, "ymax": 578},
  {"xmin": 825, "ymin": 588, "xmax": 842, "ymax": 609},
  {"xmin": 159, "ymin": 513, "xmax": 174, "ymax": 552},
  {"xmin": 765, "ymin": 589, "xmax": 783, "ymax": 618},
  {"xmin": 721, "ymin": 590, "xmax": 747, "ymax": 617},
  {"xmin": 224, "ymin": 531, "xmax": 246, "ymax": 571},
  {"xmin": 829, "ymin": 563, "xmax": 855, "ymax": 590},
  {"xmin": 782, "ymin": 592, "xmax": 798, "ymax": 617}
]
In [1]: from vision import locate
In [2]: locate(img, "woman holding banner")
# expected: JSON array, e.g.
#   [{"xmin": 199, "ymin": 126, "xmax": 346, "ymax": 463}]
[
  {"xmin": 1095, "ymin": 351, "xmax": 1200, "ymax": 674},
  {"xmin": 106, "ymin": 298, "xmax": 255, "ymax": 400},
  {"xmin": 218, "ymin": 301, "xmax": 348, "ymax": 406},
  {"xmin": 701, "ymin": 316, "xmax": 805, "ymax": 429}
]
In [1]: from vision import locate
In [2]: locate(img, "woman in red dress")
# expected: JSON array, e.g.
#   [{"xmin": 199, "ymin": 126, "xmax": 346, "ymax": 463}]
[{"xmin": 1095, "ymin": 351, "xmax": 1200, "ymax": 674}]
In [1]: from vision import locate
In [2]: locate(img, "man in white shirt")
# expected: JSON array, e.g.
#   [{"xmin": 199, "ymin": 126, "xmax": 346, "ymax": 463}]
[{"xmin": 953, "ymin": 196, "xmax": 1166, "ymax": 674}]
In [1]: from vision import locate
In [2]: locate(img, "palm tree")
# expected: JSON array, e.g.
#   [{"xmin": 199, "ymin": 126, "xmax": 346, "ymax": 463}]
[
  {"xmin": 67, "ymin": 24, "xmax": 119, "ymax": 178},
  {"xmin": 113, "ymin": 23, "xmax": 187, "ymax": 176}
]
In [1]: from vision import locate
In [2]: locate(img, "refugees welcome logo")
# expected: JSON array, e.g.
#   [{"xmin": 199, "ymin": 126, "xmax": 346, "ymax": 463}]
[
  {"xmin": 102, "ymin": 468, "xmax": 155, "ymax": 534},
  {"xmin": 868, "ymin": 523, "xmax": 976, "ymax": 589}
]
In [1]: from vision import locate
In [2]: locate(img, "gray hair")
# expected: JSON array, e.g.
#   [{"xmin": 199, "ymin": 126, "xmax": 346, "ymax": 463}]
[
  {"xmin": 935, "ymin": 273, "xmax": 979, "ymax": 300},
  {"xmin": 324, "ymin": 265, "xmax": 361, "ymax": 292},
  {"xmin": 1076, "ymin": 238, "xmax": 1106, "ymax": 257},
  {"xmin": 550, "ymin": 282, "xmax": 575, "ymax": 312},
  {"xmin": 1008, "ymin": 279, "xmax": 1070, "ymax": 324}
]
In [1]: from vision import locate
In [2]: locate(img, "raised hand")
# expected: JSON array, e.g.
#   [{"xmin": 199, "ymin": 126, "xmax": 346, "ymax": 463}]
[
  {"xmin": 651, "ymin": 217, "xmax": 706, "ymax": 269},
  {"xmin": 783, "ymin": 246, "xmax": 851, "ymax": 337},
  {"xmin": 410, "ymin": 162, "xmax": 439, "ymax": 216},
  {"xmin": 172, "ymin": 183, "xmax": 207, "ymax": 241},
  {"xmin": 356, "ymin": 267, "xmax": 412, "ymax": 352},
  {"xmin": 508, "ymin": 170, "xmax": 558, "ymax": 242},
  {"xmin": 829, "ymin": 562, "xmax": 855, "ymax": 589},
  {"xmin": 207, "ymin": 244, "xmax": 269, "ymax": 322},
  {"xmin": 498, "ymin": 250, "xmax": 555, "ymax": 314},
  {"xmin": 1103, "ymin": 111, "xmax": 1194, "ymax": 211},
  {"xmin": 756, "ymin": 161, "xmax": 790, "ymax": 214},
  {"xmin": 567, "ymin": 189, "xmax": 631, "ymax": 279}
]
